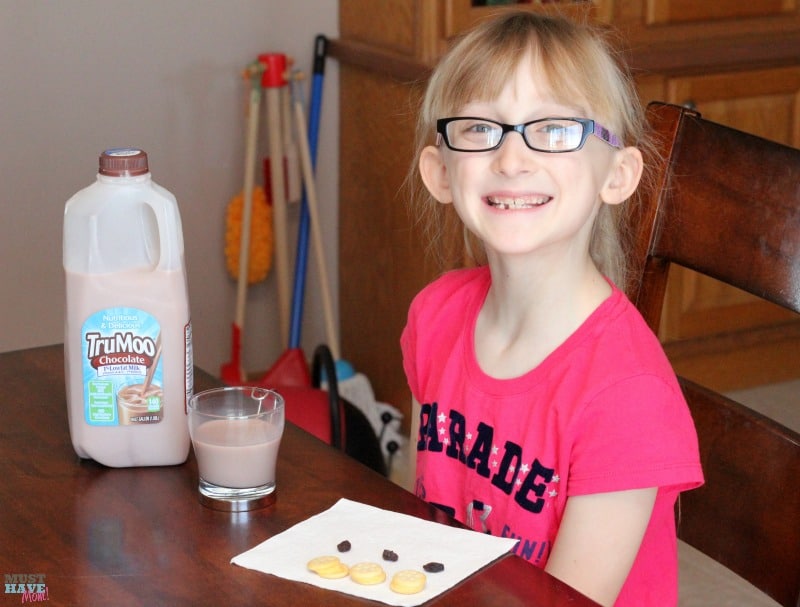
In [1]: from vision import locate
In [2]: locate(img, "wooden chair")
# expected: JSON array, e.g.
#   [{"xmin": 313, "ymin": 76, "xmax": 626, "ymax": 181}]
[{"xmin": 627, "ymin": 101, "xmax": 800, "ymax": 607}]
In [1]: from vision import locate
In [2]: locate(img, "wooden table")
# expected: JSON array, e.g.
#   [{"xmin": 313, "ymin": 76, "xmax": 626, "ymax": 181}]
[{"xmin": 0, "ymin": 345, "xmax": 598, "ymax": 606}]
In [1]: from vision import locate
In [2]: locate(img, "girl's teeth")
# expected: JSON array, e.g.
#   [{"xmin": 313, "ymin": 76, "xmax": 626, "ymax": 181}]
[{"xmin": 487, "ymin": 195, "xmax": 550, "ymax": 209}]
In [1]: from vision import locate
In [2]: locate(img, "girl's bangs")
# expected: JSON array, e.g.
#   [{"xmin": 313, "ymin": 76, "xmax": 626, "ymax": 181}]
[{"xmin": 439, "ymin": 39, "xmax": 597, "ymax": 124}]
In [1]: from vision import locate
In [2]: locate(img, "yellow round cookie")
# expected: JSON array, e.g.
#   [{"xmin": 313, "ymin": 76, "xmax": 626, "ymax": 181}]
[
  {"xmin": 307, "ymin": 555, "xmax": 340, "ymax": 573},
  {"xmin": 317, "ymin": 562, "xmax": 350, "ymax": 579},
  {"xmin": 390, "ymin": 569, "xmax": 427, "ymax": 594},
  {"xmin": 349, "ymin": 562, "xmax": 387, "ymax": 585},
  {"xmin": 307, "ymin": 555, "xmax": 350, "ymax": 579}
]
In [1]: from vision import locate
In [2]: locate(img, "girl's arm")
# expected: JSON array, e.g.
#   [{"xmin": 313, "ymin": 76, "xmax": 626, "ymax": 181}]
[
  {"xmin": 405, "ymin": 397, "xmax": 421, "ymax": 491},
  {"xmin": 544, "ymin": 487, "xmax": 657, "ymax": 607}
]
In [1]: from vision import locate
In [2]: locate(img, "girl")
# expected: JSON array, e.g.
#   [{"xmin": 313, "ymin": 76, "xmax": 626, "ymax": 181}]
[{"xmin": 401, "ymin": 11, "xmax": 703, "ymax": 607}]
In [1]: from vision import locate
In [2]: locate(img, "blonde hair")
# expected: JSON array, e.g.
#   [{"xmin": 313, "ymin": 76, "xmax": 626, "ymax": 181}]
[{"xmin": 408, "ymin": 10, "xmax": 653, "ymax": 289}]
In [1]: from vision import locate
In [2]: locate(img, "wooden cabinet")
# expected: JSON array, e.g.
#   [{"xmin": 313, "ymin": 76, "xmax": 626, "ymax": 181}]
[{"xmin": 332, "ymin": 0, "xmax": 800, "ymax": 422}]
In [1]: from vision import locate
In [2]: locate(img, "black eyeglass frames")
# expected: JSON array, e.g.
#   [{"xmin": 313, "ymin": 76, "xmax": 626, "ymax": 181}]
[{"xmin": 436, "ymin": 116, "xmax": 622, "ymax": 153}]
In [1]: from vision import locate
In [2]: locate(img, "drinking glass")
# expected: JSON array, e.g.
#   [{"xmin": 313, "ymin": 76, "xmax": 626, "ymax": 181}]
[{"xmin": 188, "ymin": 387, "xmax": 284, "ymax": 511}]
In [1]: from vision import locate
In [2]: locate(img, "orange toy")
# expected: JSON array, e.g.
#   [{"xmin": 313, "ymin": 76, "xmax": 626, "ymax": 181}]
[{"xmin": 224, "ymin": 185, "xmax": 272, "ymax": 284}]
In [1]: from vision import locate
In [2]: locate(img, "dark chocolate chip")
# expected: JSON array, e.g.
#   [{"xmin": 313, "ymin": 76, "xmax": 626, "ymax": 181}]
[
  {"xmin": 423, "ymin": 562, "xmax": 445, "ymax": 573},
  {"xmin": 337, "ymin": 540, "xmax": 351, "ymax": 552},
  {"xmin": 382, "ymin": 549, "xmax": 399, "ymax": 562}
]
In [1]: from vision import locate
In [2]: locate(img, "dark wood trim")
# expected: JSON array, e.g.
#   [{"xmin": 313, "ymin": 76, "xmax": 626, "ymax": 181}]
[
  {"xmin": 328, "ymin": 38, "xmax": 431, "ymax": 83},
  {"xmin": 624, "ymin": 30, "xmax": 800, "ymax": 76},
  {"xmin": 330, "ymin": 28, "xmax": 800, "ymax": 81}
]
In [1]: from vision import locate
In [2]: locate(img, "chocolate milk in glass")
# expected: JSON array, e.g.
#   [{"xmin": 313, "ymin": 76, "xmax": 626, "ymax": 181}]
[
  {"xmin": 63, "ymin": 149, "xmax": 192, "ymax": 467},
  {"xmin": 192, "ymin": 419, "xmax": 281, "ymax": 488}
]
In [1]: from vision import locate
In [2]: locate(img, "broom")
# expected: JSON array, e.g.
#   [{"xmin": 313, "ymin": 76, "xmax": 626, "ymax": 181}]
[{"xmin": 221, "ymin": 61, "xmax": 273, "ymax": 384}]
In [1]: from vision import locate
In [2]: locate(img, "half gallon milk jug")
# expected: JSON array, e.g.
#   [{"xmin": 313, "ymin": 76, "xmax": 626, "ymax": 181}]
[{"xmin": 64, "ymin": 148, "xmax": 193, "ymax": 467}]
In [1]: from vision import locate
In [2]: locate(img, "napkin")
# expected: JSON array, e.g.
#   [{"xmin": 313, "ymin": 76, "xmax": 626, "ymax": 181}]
[{"xmin": 231, "ymin": 498, "xmax": 519, "ymax": 606}]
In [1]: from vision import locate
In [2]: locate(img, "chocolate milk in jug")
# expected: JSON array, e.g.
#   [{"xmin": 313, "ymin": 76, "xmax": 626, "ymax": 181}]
[{"xmin": 63, "ymin": 149, "xmax": 192, "ymax": 467}]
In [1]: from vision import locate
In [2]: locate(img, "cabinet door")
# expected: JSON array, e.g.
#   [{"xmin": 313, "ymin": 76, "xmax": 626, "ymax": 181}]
[
  {"xmin": 645, "ymin": 0, "xmax": 796, "ymax": 25},
  {"xmin": 340, "ymin": 0, "xmax": 441, "ymax": 63},
  {"xmin": 656, "ymin": 66, "xmax": 800, "ymax": 343},
  {"xmin": 442, "ymin": 0, "xmax": 613, "ymax": 40}
]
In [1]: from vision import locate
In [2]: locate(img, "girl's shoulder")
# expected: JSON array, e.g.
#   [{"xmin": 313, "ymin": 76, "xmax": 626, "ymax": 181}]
[
  {"xmin": 600, "ymin": 287, "xmax": 665, "ymax": 352},
  {"xmin": 575, "ymin": 287, "xmax": 681, "ymax": 400},
  {"xmin": 411, "ymin": 266, "xmax": 490, "ymax": 310},
  {"xmin": 405, "ymin": 267, "xmax": 489, "ymax": 346}
]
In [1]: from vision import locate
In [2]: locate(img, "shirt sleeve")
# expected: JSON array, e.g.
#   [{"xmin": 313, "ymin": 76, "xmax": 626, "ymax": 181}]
[
  {"xmin": 400, "ymin": 293, "xmax": 420, "ymax": 401},
  {"xmin": 400, "ymin": 267, "xmax": 488, "ymax": 406},
  {"xmin": 566, "ymin": 373, "xmax": 704, "ymax": 496}
]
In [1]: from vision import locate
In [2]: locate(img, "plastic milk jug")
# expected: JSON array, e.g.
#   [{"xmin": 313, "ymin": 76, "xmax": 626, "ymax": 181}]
[{"xmin": 63, "ymin": 148, "xmax": 193, "ymax": 467}]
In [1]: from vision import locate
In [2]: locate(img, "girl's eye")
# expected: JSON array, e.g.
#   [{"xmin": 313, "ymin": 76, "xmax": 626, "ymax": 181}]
[
  {"xmin": 527, "ymin": 120, "xmax": 582, "ymax": 149},
  {"xmin": 465, "ymin": 121, "xmax": 495, "ymax": 135},
  {"xmin": 537, "ymin": 122, "xmax": 568, "ymax": 136}
]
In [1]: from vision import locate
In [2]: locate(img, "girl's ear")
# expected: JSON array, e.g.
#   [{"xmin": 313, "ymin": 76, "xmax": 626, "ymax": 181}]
[
  {"xmin": 600, "ymin": 146, "xmax": 643, "ymax": 206},
  {"xmin": 419, "ymin": 145, "xmax": 452, "ymax": 204}
]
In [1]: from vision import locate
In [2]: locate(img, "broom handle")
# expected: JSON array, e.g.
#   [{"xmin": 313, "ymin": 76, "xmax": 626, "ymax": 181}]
[
  {"xmin": 235, "ymin": 72, "xmax": 261, "ymax": 334},
  {"xmin": 266, "ymin": 85, "xmax": 291, "ymax": 347},
  {"xmin": 293, "ymin": 100, "xmax": 339, "ymax": 359},
  {"xmin": 289, "ymin": 35, "xmax": 327, "ymax": 351}
]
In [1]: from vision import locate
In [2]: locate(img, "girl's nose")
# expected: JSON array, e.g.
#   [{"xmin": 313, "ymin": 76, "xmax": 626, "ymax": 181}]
[{"xmin": 492, "ymin": 130, "xmax": 536, "ymax": 176}]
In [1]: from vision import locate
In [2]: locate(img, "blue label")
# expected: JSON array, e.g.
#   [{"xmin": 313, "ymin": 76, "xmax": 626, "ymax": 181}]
[{"xmin": 81, "ymin": 308, "xmax": 163, "ymax": 426}]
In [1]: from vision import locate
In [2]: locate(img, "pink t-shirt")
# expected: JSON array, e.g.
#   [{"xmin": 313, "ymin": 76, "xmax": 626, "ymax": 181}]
[{"xmin": 401, "ymin": 267, "xmax": 703, "ymax": 606}]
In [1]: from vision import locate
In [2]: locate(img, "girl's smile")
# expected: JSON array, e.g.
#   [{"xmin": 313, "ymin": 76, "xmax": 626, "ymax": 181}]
[{"xmin": 485, "ymin": 193, "xmax": 552, "ymax": 210}]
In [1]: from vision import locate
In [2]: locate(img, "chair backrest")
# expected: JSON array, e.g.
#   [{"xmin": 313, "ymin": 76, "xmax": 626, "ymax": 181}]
[{"xmin": 628, "ymin": 102, "xmax": 800, "ymax": 607}]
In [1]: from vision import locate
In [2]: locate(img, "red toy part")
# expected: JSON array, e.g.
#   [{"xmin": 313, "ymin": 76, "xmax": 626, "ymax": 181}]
[
  {"xmin": 220, "ymin": 323, "xmax": 244, "ymax": 384},
  {"xmin": 258, "ymin": 53, "xmax": 287, "ymax": 88},
  {"xmin": 258, "ymin": 347, "xmax": 310, "ymax": 387},
  {"xmin": 279, "ymin": 384, "xmax": 344, "ymax": 446}
]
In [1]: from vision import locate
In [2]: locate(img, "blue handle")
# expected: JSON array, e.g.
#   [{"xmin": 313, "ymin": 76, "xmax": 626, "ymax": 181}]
[{"xmin": 288, "ymin": 35, "xmax": 327, "ymax": 349}]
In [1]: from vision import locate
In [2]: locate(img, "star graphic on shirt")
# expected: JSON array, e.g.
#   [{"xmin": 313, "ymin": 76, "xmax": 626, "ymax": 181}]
[
  {"xmin": 520, "ymin": 463, "xmax": 530, "ymax": 474},
  {"xmin": 552, "ymin": 474, "xmax": 560, "ymax": 483},
  {"xmin": 491, "ymin": 445, "xmax": 499, "ymax": 455},
  {"xmin": 438, "ymin": 412, "xmax": 446, "ymax": 424},
  {"xmin": 438, "ymin": 426, "xmax": 446, "ymax": 436},
  {"xmin": 443, "ymin": 437, "xmax": 450, "ymax": 446},
  {"xmin": 466, "ymin": 432, "xmax": 473, "ymax": 440},
  {"xmin": 549, "ymin": 489, "xmax": 558, "ymax": 498}
]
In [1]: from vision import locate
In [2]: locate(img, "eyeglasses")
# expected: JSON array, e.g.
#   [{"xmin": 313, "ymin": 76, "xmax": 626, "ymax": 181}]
[{"xmin": 436, "ymin": 117, "xmax": 622, "ymax": 153}]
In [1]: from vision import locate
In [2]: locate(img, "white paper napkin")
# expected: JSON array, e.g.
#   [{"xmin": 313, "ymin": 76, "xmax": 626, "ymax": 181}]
[{"xmin": 231, "ymin": 498, "xmax": 519, "ymax": 606}]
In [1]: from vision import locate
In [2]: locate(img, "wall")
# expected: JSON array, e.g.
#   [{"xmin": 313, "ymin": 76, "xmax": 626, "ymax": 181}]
[{"xmin": 0, "ymin": 0, "xmax": 340, "ymax": 378}]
